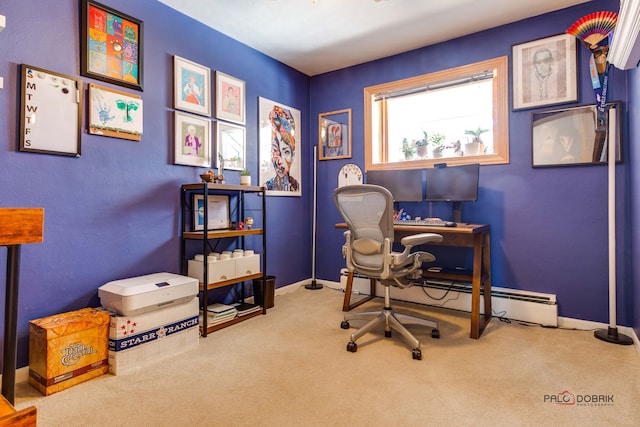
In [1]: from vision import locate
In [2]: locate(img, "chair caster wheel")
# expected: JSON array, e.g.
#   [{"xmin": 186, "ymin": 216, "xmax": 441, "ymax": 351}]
[
  {"xmin": 431, "ymin": 329, "xmax": 440, "ymax": 339},
  {"xmin": 341, "ymin": 320, "xmax": 350, "ymax": 329},
  {"xmin": 385, "ymin": 330, "xmax": 392, "ymax": 338},
  {"xmin": 347, "ymin": 341, "xmax": 357, "ymax": 353},
  {"xmin": 412, "ymin": 348, "xmax": 422, "ymax": 360}
]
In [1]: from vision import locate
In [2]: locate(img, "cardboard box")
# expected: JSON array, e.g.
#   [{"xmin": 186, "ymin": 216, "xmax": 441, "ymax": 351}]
[
  {"xmin": 106, "ymin": 298, "xmax": 199, "ymax": 375},
  {"xmin": 29, "ymin": 307, "xmax": 110, "ymax": 396}
]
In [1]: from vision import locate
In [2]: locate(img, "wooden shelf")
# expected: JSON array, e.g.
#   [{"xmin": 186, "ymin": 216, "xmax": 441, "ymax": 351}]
[
  {"xmin": 198, "ymin": 272, "xmax": 263, "ymax": 291},
  {"xmin": 201, "ymin": 310, "xmax": 263, "ymax": 334},
  {"xmin": 183, "ymin": 228, "xmax": 263, "ymax": 240},
  {"xmin": 182, "ymin": 183, "xmax": 264, "ymax": 193}
]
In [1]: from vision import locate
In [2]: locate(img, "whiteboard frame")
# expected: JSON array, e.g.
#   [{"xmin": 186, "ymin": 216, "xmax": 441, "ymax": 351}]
[{"xmin": 19, "ymin": 64, "xmax": 82, "ymax": 157}]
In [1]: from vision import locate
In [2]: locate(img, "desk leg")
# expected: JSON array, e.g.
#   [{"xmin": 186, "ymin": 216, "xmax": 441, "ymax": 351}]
[
  {"xmin": 342, "ymin": 271, "xmax": 376, "ymax": 312},
  {"xmin": 470, "ymin": 232, "xmax": 492, "ymax": 339}
]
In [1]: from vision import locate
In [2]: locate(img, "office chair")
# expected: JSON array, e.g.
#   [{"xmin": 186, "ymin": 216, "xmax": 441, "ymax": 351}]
[{"xmin": 334, "ymin": 184, "xmax": 443, "ymax": 360}]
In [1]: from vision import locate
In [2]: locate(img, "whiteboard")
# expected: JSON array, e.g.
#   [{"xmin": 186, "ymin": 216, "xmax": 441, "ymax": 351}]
[{"xmin": 19, "ymin": 64, "xmax": 82, "ymax": 157}]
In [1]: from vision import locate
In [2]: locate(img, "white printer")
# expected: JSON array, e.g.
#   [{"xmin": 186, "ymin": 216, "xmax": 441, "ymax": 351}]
[{"xmin": 99, "ymin": 272, "xmax": 199, "ymax": 316}]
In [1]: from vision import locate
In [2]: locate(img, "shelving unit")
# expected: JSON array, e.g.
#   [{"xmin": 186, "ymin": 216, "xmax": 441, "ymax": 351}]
[{"xmin": 179, "ymin": 183, "xmax": 266, "ymax": 337}]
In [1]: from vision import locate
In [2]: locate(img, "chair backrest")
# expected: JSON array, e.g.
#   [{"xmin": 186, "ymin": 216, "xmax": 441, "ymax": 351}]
[{"xmin": 334, "ymin": 184, "xmax": 395, "ymax": 275}]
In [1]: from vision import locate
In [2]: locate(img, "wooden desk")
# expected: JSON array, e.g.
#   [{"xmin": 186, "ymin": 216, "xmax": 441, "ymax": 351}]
[{"xmin": 336, "ymin": 222, "xmax": 492, "ymax": 339}]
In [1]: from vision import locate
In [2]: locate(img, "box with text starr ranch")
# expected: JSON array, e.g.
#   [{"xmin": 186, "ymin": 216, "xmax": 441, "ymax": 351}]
[
  {"xmin": 105, "ymin": 298, "xmax": 199, "ymax": 375},
  {"xmin": 29, "ymin": 307, "xmax": 110, "ymax": 395}
]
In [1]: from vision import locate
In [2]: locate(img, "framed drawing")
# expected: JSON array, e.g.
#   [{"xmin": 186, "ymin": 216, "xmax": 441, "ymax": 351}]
[
  {"xmin": 174, "ymin": 55, "xmax": 211, "ymax": 116},
  {"xmin": 258, "ymin": 97, "xmax": 302, "ymax": 196},
  {"xmin": 512, "ymin": 33, "xmax": 578, "ymax": 110},
  {"xmin": 19, "ymin": 64, "xmax": 82, "ymax": 157},
  {"xmin": 532, "ymin": 101, "xmax": 622, "ymax": 167},
  {"xmin": 81, "ymin": 0, "xmax": 143, "ymax": 91},
  {"xmin": 319, "ymin": 108, "xmax": 351, "ymax": 160},
  {"xmin": 216, "ymin": 121, "xmax": 245, "ymax": 171},
  {"xmin": 215, "ymin": 71, "xmax": 245, "ymax": 124},
  {"xmin": 174, "ymin": 111, "xmax": 212, "ymax": 167},
  {"xmin": 192, "ymin": 194, "xmax": 229, "ymax": 231},
  {"xmin": 88, "ymin": 84, "xmax": 142, "ymax": 141}
]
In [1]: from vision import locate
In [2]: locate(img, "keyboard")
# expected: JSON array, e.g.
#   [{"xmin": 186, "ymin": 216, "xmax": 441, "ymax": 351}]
[{"xmin": 393, "ymin": 219, "xmax": 456, "ymax": 227}]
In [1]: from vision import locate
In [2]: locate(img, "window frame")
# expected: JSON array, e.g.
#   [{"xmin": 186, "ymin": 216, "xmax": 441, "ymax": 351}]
[{"xmin": 364, "ymin": 56, "xmax": 509, "ymax": 171}]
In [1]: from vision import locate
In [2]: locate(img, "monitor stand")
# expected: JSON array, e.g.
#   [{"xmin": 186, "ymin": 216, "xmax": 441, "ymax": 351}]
[{"xmin": 452, "ymin": 201, "xmax": 462, "ymax": 223}]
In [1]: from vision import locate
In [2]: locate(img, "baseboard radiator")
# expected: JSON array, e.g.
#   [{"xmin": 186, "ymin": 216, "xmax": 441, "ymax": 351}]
[{"xmin": 339, "ymin": 269, "xmax": 558, "ymax": 327}]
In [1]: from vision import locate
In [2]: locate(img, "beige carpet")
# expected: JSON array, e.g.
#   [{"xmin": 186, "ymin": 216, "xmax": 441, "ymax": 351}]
[{"xmin": 13, "ymin": 286, "xmax": 640, "ymax": 426}]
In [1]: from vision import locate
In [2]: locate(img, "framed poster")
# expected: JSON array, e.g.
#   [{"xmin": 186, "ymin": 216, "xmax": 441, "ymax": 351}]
[
  {"xmin": 319, "ymin": 108, "xmax": 352, "ymax": 160},
  {"xmin": 215, "ymin": 71, "xmax": 245, "ymax": 124},
  {"xmin": 532, "ymin": 101, "xmax": 622, "ymax": 167},
  {"xmin": 19, "ymin": 64, "xmax": 82, "ymax": 157},
  {"xmin": 81, "ymin": 0, "xmax": 143, "ymax": 91},
  {"xmin": 512, "ymin": 33, "xmax": 578, "ymax": 110},
  {"xmin": 259, "ymin": 97, "xmax": 302, "ymax": 196},
  {"xmin": 174, "ymin": 55, "xmax": 211, "ymax": 116},
  {"xmin": 88, "ymin": 84, "xmax": 142, "ymax": 141},
  {"xmin": 174, "ymin": 111, "xmax": 211, "ymax": 167},
  {"xmin": 192, "ymin": 194, "xmax": 229, "ymax": 231},
  {"xmin": 216, "ymin": 121, "xmax": 245, "ymax": 171}
]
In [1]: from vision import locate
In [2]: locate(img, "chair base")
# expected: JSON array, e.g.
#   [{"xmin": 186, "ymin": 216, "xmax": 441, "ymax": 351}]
[{"xmin": 341, "ymin": 304, "xmax": 439, "ymax": 360}]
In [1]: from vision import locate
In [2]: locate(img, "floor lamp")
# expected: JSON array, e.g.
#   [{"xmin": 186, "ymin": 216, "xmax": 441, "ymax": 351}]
[
  {"xmin": 594, "ymin": 105, "xmax": 632, "ymax": 345},
  {"xmin": 306, "ymin": 144, "xmax": 322, "ymax": 290}
]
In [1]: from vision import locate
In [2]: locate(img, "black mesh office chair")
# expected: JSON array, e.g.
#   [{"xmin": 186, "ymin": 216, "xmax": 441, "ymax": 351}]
[{"xmin": 334, "ymin": 184, "xmax": 443, "ymax": 360}]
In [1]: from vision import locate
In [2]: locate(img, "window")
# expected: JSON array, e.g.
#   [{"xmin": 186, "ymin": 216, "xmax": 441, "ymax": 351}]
[{"xmin": 364, "ymin": 56, "xmax": 509, "ymax": 170}]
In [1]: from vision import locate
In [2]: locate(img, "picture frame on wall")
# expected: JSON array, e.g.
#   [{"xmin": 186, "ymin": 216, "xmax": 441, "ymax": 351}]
[
  {"xmin": 215, "ymin": 71, "xmax": 245, "ymax": 125},
  {"xmin": 80, "ymin": 0, "xmax": 143, "ymax": 91},
  {"xmin": 19, "ymin": 64, "xmax": 82, "ymax": 157},
  {"xmin": 258, "ymin": 97, "xmax": 302, "ymax": 197},
  {"xmin": 174, "ymin": 55, "xmax": 211, "ymax": 117},
  {"xmin": 512, "ymin": 33, "xmax": 578, "ymax": 110},
  {"xmin": 531, "ymin": 101, "xmax": 622, "ymax": 167},
  {"xmin": 174, "ymin": 111, "xmax": 212, "ymax": 168},
  {"xmin": 88, "ymin": 83, "xmax": 143, "ymax": 141},
  {"xmin": 216, "ymin": 121, "xmax": 246, "ymax": 171},
  {"xmin": 319, "ymin": 108, "xmax": 352, "ymax": 160}
]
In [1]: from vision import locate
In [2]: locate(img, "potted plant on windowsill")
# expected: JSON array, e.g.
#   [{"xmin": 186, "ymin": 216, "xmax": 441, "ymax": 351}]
[
  {"xmin": 240, "ymin": 169, "xmax": 251, "ymax": 186},
  {"xmin": 415, "ymin": 133, "xmax": 428, "ymax": 158},
  {"xmin": 400, "ymin": 138, "xmax": 415, "ymax": 160},
  {"xmin": 428, "ymin": 132, "xmax": 446, "ymax": 158},
  {"xmin": 464, "ymin": 127, "xmax": 488, "ymax": 156}
]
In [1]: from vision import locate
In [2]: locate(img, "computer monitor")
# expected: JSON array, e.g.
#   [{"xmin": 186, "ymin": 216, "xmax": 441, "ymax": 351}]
[
  {"xmin": 366, "ymin": 169, "xmax": 423, "ymax": 202},
  {"xmin": 424, "ymin": 163, "xmax": 479, "ymax": 222}
]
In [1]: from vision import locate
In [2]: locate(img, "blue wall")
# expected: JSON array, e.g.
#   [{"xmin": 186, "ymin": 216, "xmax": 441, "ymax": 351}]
[
  {"xmin": 0, "ymin": 0, "xmax": 311, "ymax": 368},
  {"xmin": 0, "ymin": 0, "xmax": 637, "ymax": 370},
  {"xmin": 311, "ymin": 0, "xmax": 637, "ymax": 329}
]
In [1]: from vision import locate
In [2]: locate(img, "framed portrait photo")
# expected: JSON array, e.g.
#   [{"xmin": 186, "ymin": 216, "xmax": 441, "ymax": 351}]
[
  {"xmin": 215, "ymin": 71, "xmax": 245, "ymax": 125},
  {"xmin": 216, "ymin": 121, "xmax": 246, "ymax": 171},
  {"xmin": 259, "ymin": 97, "xmax": 302, "ymax": 197},
  {"xmin": 512, "ymin": 33, "xmax": 578, "ymax": 110},
  {"xmin": 81, "ymin": 0, "xmax": 143, "ymax": 91},
  {"xmin": 174, "ymin": 55, "xmax": 211, "ymax": 116},
  {"xmin": 174, "ymin": 111, "xmax": 212, "ymax": 168},
  {"xmin": 531, "ymin": 101, "xmax": 622, "ymax": 168}
]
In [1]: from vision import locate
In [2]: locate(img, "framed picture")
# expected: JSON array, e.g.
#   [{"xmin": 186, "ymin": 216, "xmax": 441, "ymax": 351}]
[
  {"xmin": 259, "ymin": 97, "xmax": 302, "ymax": 196},
  {"xmin": 215, "ymin": 71, "xmax": 245, "ymax": 125},
  {"xmin": 319, "ymin": 108, "xmax": 352, "ymax": 160},
  {"xmin": 512, "ymin": 33, "xmax": 578, "ymax": 110},
  {"xmin": 174, "ymin": 111, "xmax": 212, "ymax": 167},
  {"xmin": 81, "ymin": 0, "xmax": 143, "ymax": 91},
  {"xmin": 88, "ymin": 84, "xmax": 142, "ymax": 141},
  {"xmin": 19, "ymin": 64, "xmax": 82, "ymax": 157},
  {"xmin": 532, "ymin": 101, "xmax": 622, "ymax": 167},
  {"xmin": 174, "ymin": 55, "xmax": 211, "ymax": 117},
  {"xmin": 216, "ymin": 121, "xmax": 245, "ymax": 171},
  {"xmin": 192, "ymin": 194, "xmax": 229, "ymax": 231}
]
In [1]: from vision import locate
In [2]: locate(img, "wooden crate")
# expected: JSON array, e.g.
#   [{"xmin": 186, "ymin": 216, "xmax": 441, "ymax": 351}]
[{"xmin": 28, "ymin": 308, "xmax": 109, "ymax": 396}]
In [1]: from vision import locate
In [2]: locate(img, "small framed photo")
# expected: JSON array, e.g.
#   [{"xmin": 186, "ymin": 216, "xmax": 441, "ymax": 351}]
[
  {"xmin": 174, "ymin": 55, "xmax": 211, "ymax": 116},
  {"xmin": 192, "ymin": 194, "xmax": 229, "ymax": 231},
  {"xmin": 216, "ymin": 121, "xmax": 245, "ymax": 171},
  {"xmin": 512, "ymin": 33, "xmax": 578, "ymax": 110},
  {"xmin": 319, "ymin": 108, "xmax": 352, "ymax": 160},
  {"xmin": 532, "ymin": 101, "xmax": 622, "ymax": 167},
  {"xmin": 174, "ymin": 111, "xmax": 211, "ymax": 167},
  {"xmin": 81, "ymin": 0, "xmax": 143, "ymax": 91},
  {"xmin": 215, "ymin": 71, "xmax": 245, "ymax": 125}
]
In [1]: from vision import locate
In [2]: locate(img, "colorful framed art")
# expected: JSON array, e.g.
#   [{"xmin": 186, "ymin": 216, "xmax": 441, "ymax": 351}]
[
  {"xmin": 174, "ymin": 55, "xmax": 211, "ymax": 117},
  {"xmin": 88, "ymin": 83, "xmax": 143, "ymax": 141},
  {"xmin": 215, "ymin": 71, "xmax": 245, "ymax": 125},
  {"xmin": 81, "ymin": 0, "xmax": 143, "ymax": 91},
  {"xmin": 174, "ymin": 111, "xmax": 212, "ymax": 168}
]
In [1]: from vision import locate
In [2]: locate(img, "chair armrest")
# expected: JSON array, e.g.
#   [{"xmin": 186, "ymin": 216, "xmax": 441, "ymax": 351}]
[{"xmin": 400, "ymin": 233, "xmax": 443, "ymax": 247}]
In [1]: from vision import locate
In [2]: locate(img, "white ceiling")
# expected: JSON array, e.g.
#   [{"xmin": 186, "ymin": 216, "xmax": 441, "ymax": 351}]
[{"xmin": 157, "ymin": 0, "xmax": 590, "ymax": 76}]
